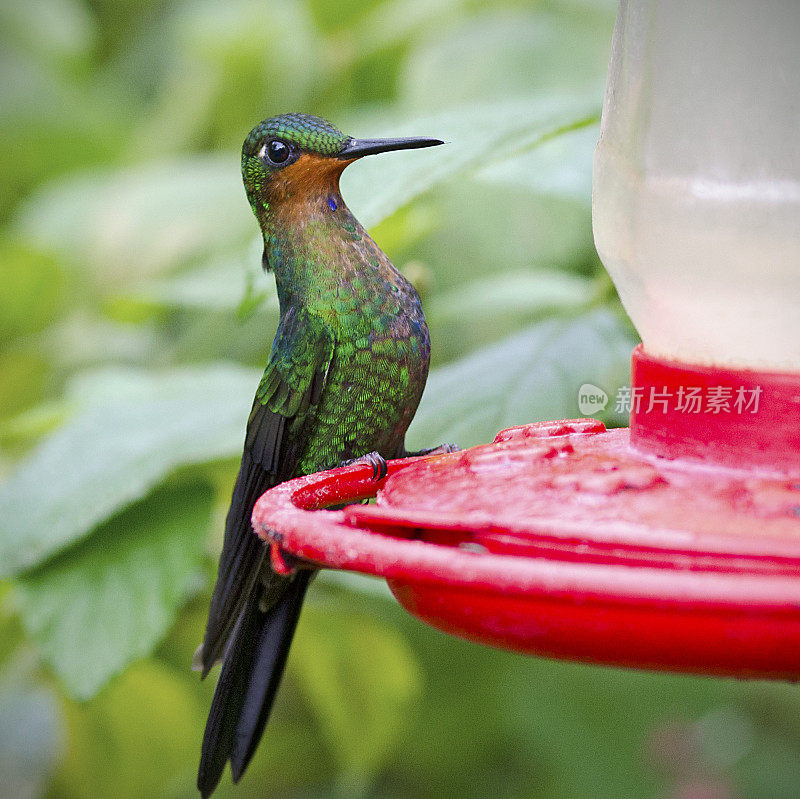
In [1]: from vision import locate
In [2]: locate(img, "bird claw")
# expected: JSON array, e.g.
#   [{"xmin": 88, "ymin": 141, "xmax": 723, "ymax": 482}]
[{"xmin": 341, "ymin": 451, "xmax": 388, "ymax": 481}]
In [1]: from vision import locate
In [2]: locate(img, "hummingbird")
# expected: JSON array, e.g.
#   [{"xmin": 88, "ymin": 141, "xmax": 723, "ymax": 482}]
[{"xmin": 196, "ymin": 113, "xmax": 444, "ymax": 796}]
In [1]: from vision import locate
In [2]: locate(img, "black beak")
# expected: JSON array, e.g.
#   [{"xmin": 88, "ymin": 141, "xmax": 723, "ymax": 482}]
[{"xmin": 338, "ymin": 136, "xmax": 444, "ymax": 159}]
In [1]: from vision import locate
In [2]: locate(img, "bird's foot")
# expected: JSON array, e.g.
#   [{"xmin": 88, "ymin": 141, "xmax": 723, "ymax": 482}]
[
  {"xmin": 340, "ymin": 451, "xmax": 388, "ymax": 481},
  {"xmin": 405, "ymin": 442, "xmax": 460, "ymax": 457}
]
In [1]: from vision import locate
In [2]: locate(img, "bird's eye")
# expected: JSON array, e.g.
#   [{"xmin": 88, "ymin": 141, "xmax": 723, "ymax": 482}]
[{"xmin": 262, "ymin": 139, "xmax": 291, "ymax": 166}]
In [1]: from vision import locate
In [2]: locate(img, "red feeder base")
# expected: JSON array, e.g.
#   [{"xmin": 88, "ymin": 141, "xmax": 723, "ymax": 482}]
[{"xmin": 252, "ymin": 349, "xmax": 800, "ymax": 681}]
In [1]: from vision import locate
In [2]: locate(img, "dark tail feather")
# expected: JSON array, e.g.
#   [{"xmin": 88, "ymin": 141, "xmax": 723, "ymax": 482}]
[
  {"xmin": 197, "ymin": 590, "xmax": 260, "ymax": 798},
  {"xmin": 230, "ymin": 570, "xmax": 311, "ymax": 781},
  {"xmin": 197, "ymin": 571, "xmax": 312, "ymax": 798}
]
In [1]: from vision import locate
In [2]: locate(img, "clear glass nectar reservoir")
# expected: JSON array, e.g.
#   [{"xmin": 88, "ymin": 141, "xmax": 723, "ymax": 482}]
[{"xmin": 593, "ymin": 0, "xmax": 800, "ymax": 371}]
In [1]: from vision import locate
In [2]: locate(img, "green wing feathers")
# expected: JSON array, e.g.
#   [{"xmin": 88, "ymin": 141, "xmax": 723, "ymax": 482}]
[
  {"xmin": 255, "ymin": 307, "xmax": 332, "ymax": 423},
  {"xmin": 199, "ymin": 308, "xmax": 334, "ymax": 673}
]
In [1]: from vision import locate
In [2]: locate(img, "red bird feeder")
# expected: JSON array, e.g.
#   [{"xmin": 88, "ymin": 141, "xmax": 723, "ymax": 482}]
[
  {"xmin": 253, "ymin": 1, "xmax": 800, "ymax": 681},
  {"xmin": 252, "ymin": 362, "xmax": 800, "ymax": 680}
]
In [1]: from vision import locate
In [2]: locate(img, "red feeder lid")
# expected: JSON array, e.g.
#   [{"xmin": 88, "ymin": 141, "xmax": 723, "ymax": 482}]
[{"xmin": 252, "ymin": 349, "xmax": 800, "ymax": 681}]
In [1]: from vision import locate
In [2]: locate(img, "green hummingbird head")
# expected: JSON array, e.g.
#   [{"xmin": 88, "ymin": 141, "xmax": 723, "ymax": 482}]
[{"xmin": 241, "ymin": 112, "xmax": 442, "ymax": 219}]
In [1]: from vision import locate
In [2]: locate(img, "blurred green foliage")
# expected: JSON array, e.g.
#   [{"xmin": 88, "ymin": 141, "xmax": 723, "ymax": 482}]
[{"xmin": 1, "ymin": 1, "xmax": 799, "ymax": 797}]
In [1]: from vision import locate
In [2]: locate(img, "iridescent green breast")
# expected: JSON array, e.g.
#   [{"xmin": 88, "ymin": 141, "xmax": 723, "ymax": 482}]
[
  {"xmin": 262, "ymin": 187, "xmax": 431, "ymax": 474},
  {"xmin": 297, "ymin": 268, "xmax": 430, "ymax": 473}
]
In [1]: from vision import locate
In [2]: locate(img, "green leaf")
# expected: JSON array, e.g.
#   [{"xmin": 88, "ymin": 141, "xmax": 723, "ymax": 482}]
[
  {"xmin": 496, "ymin": 657, "xmax": 733, "ymax": 799},
  {"xmin": 0, "ymin": 6, "xmax": 121, "ymax": 221},
  {"xmin": 132, "ymin": 0, "xmax": 324, "ymax": 154},
  {"xmin": 1, "ymin": 0, "xmax": 96, "ymax": 66},
  {"xmin": 427, "ymin": 270, "xmax": 596, "ymax": 362},
  {"xmin": 51, "ymin": 659, "xmax": 206, "ymax": 799},
  {"xmin": 413, "ymin": 179, "xmax": 597, "ymax": 308},
  {"xmin": 398, "ymin": 6, "xmax": 614, "ymax": 110},
  {"xmin": 342, "ymin": 94, "xmax": 601, "ymax": 229},
  {"xmin": 478, "ymin": 123, "xmax": 600, "ymax": 203},
  {"xmin": 429, "ymin": 271, "xmax": 594, "ymax": 325},
  {"xmin": 16, "ymin": 482, "xmax": 212, "ymax": 699},
  {"xmin": 135, "ymin": 244, "xmax": 277, "ymax": 313},
  {"xmin": 408, "ymin": 308, "xmax": 634, "ymax": 451},
  {"xmin": 0, "ymin": 241, "xmax": 66, "ymax": 341},
  {"xmin": 0, "ymin": 364, "xmax": 258, "ymax": 576},
  {"xmin": 0, "ymin": 350, "xmax": 48, "ymax": 423},
  {"xmin": 12, "ymin": 156, "xmax": 254, "ymax": 283},
  {"xmin": 344, "ymin": 0, "xmax": 471, "ymax": 56},
  {"xmin": 290, "ymin": 604, "xmax": 422, "ymax": 786}
]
